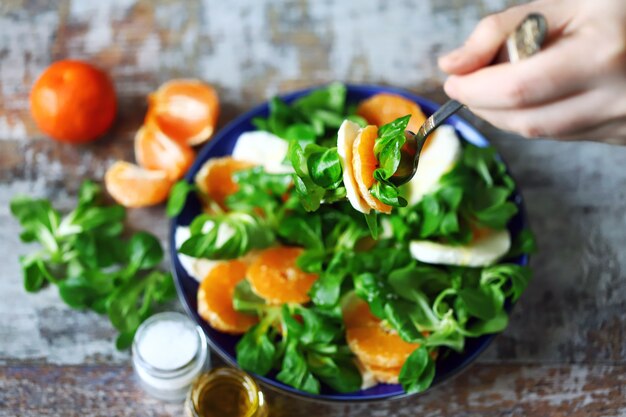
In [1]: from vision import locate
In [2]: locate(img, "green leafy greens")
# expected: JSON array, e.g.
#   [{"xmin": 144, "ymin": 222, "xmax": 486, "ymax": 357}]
[
  {"xmin": 370, "ymin": 115, "xmax": 410, "ymax": 207},
  {"xmin": 286, "ymin": 116, "xmax": 414, "ymax": 215},
  {"xmin": 394, "ymin": 142, "xmax": 520, "ymax": 244},
  {"xmin": 177, "ymin": 84, "xmax": 536, "ymax": 395},
  {"xmin": 11, "ymin": 181, "xmax": 176, "ymax": 349},
  {"xmin": 167, "ymin": 180, "xmax": 197, "ymax": 218},
  {"xmin": 234, "ymin": 303, "xmax": 362, "ymax": 394},
  {"xmin": 253, "ymin": 82, "xmax": 366, "ymax": 213},
  {"xmin": 253, "ymin": 82, "xmax": 365, "ymax": 145}
]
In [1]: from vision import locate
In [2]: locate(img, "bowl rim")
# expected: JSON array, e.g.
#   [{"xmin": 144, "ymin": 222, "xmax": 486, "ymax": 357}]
[{"xmin": 169, "ymin": 83, "xmax": 530, "ymax": 403}]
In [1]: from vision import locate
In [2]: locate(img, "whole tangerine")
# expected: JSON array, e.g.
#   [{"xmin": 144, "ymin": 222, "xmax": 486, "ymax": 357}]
[{"xmin": 30, "ymin": 60, "xmax": 117, "ymax": 143}]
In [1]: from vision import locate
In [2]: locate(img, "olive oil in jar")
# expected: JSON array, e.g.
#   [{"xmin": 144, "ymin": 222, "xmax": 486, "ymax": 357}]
[{"xmin": 185, "ymin": 367, "xmax": 268, "ymax": 417}]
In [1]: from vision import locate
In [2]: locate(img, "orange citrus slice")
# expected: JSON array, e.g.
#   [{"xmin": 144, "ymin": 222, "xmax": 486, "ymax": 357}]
[
  {"xmin": 104, "ymin": 161, "xmax": 172, "ymax": 208},
  {"xmin": 362, "ymin": 351, "xmax": 438, "ymax": 385},
  {"xmin": 352, "ymin": 125, "xmax": 392, "ymax": 214},
  {"xmin": 247, "ymin": 246, "xmax": 318, "ymax": 305},
  {"xmin": 343, "ymin": 296, "xmax": 421, "ymax": 368},
  {"xmin": 134, "ymin": 123, "xmax": 195, "ymax": 181},
  {"xmin": 337, "ymin": 120, "xmax": 371, "ymax": 214},
  {"xmin": 194, "ymin": 156, "xmax": 255, "ymax": 210},
  {"xmin": 357, "ymin": 93, "xmax": 427, "ymax": 134},
  {"xmin": 197, "ymin": 260, "xmax": 258, "ymax": 334},
  {"xmin": 363, "ymin": 362, "xmax": 402, "ymax": 384},
  {"xmin": 146, "ymin": 79, "xmax": 220, "ymax": 146},
  {"xmin": 357, "ymin": 93, "xmax": 435, "ymax": 153}
]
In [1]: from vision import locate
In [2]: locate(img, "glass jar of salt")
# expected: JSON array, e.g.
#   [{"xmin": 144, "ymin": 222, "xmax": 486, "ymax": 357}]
[{"xmin": 132, "ymin": 312, "xmax": 209, "ymax": 402}]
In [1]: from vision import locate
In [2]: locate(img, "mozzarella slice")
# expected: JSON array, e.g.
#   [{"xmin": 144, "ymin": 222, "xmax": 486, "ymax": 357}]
[
  {"xmin": 232, "ymin": 130, "xmax": 293, "ymax": 174},
  {"xmin": 404, "ymin": 125, "xmax": 462, "ymax": 206},
  {"xmin": 337, "ymin": 120, "xmax": 371, "ymax": 214},
  {"xmin": 175, "ymin": 226, "xmax": 220, "ymax": 283},
  {"xmin": 201, "ymin": 220, "xmax": 237, "ymax": 247},
  {"xmin": 380, "ymin": 217, "xmax": 393, "ymax": 239},
  {"xmin": 409, "ymin": 229, "xmax": 511, "ymax": 267}
]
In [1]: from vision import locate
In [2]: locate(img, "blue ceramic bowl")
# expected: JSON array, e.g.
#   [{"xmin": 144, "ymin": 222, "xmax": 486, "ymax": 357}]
[{"xmin": 170, "ymin": 84, "xmax": 529, "ymax": 402}]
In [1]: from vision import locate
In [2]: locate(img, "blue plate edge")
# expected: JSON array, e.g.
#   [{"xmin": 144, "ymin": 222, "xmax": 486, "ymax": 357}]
[{"xmin": 169, "ymin": 83, "xmax": 531, "ymax": 403}]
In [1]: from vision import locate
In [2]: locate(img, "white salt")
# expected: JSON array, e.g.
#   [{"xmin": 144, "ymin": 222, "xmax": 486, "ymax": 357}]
[{"xmin": 137, "ymin": 319, "xmax": 198, "ymax": 370}]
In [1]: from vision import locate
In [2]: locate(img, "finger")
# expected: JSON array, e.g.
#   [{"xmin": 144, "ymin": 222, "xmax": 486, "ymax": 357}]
[
  {"xmin": 468, "ymin": 88, "xmax": 617, "ymax": 138},
  {"xmin": 557, "ymin": 117, "xmax": 626, "ymax": 143},
  {"xmin": 443, "ymin": 37, "xmax": 590, "ymax": 109},
  {"xmin": 438, "ymin": 0, "xmax": 571, "ymax": 75}
]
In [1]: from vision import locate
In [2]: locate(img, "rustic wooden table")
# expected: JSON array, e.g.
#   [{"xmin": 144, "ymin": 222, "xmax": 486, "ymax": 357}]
[{"xmin": 1, "ymin": 0, "xmax": 625, "ymax": 416}]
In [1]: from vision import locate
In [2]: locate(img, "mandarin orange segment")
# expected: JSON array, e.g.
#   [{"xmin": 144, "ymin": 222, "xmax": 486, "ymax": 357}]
[
  {"xmin": 342, "ymin": 293, "xmax": 380, "ymax": 328},
  {"xmin": 247, "ymin": 246, "xmax": 318, "ymax": 305},
  {"xmin": 352, "ymin": 125, "xmax": 392, "ymax": 214},
  {"xmin": 197, "ymin": 260, "xmax": 258, "ymax": 334},
  {"xmin": 357, "ymin": 93, "xmax": 436, "ymax": 153},
  {"xmin": 344, "ymin": 297, "xmax": 421, "ymax": 368},
  {"xmin": 104, "ymin": 161, "xmax": 172, "ymax": 208},
  {"xmin": 147, "ymin": 79, "xmax": 220, "ymax": 146},
  {"xmin": 346, "ymin": 326, "xmax": 420, "ymax": 368},
  {"xmin": 357, "ymin": 93, "xmax": 427, "ymax": 134},
  {"xmin": 134, "ymin": 123, "xmax": 195, "ymax": 181},
  {"xmin": 353, "ymin": 126, "xmax": 378, "ymax": 190},
  {"xmin": 194, "ymin": 156, "xmax": 255, "ymax": 210},
  {"xmin": 363, "ymin": 362, "xmax": 402, "ymax": 384}
]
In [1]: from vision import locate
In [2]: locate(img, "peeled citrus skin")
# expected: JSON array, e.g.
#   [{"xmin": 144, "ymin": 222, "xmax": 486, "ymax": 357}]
[{"xmin": 30, "ymin": 60, "xmax": 116, "ymax": 143}]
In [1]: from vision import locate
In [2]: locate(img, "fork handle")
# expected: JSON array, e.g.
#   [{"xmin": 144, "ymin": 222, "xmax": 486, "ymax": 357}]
[
  {"xmin": 499, "ymin": 12, "xmax": 548, "ymax": 63},
  {"xmin": 413, "ymin": 99, "xmax": 464, "ymax": 144}
]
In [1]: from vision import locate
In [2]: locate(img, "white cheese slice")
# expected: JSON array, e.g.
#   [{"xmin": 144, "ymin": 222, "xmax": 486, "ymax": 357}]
[
  {"xmin": 175, "ymin": 226, "xmax": 220, "ymax": 283},
  {"xmin": 404, "ymin": 125, "xmax": 462, "ymax": 206},
  {"xmin": 380, "ymin": 217, "xmax": 393, "ymax": 239},
  {"xmin": 356, "ymin": 360, "xmax": 378, "ymax": 390},
  {"xmin": 231, "ymin": 130, "xmax": 293, "ymax": 174},
  {"xmin": 409, "ymin": 229, "xmax": 511, "ymax": 267},
  {"xmin": 337, "ymin": 120, "xmax": 371, "ymax": 214}
]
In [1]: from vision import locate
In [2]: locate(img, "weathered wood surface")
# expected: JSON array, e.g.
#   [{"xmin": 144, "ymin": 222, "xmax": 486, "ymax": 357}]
[
  {"xmin": 1, "ymin": 0, "xmax": 625, "ymax": 416},
  {"xmin": 2, "ymin": 364, "xmax": 625, "ymax": 417}
]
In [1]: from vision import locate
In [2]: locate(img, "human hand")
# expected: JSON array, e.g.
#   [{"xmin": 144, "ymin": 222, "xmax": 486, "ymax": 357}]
[{"xmin": 439, "ymin": 0, "xmax": 626, "ymax": 142}]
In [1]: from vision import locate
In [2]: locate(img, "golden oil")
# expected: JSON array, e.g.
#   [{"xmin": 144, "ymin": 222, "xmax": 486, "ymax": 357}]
[{"xmin": 185, "ymin": 367, "xmax": 268, "ymax": 417}]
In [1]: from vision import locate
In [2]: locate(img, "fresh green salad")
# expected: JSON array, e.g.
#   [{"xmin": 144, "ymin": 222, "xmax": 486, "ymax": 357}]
[{"xmin": 172, "ymin": 82, "xmax": 536, "ymax": 395}]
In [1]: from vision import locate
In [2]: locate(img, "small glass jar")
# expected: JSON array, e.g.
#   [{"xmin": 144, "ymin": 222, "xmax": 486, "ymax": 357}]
[
  {"xmin": 132, "ymin": 312, "xmax": 209, "ymax": 402},
  {"xmin": 185, "ymin": 367, "xmax": 268, "ymax": 417}
]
